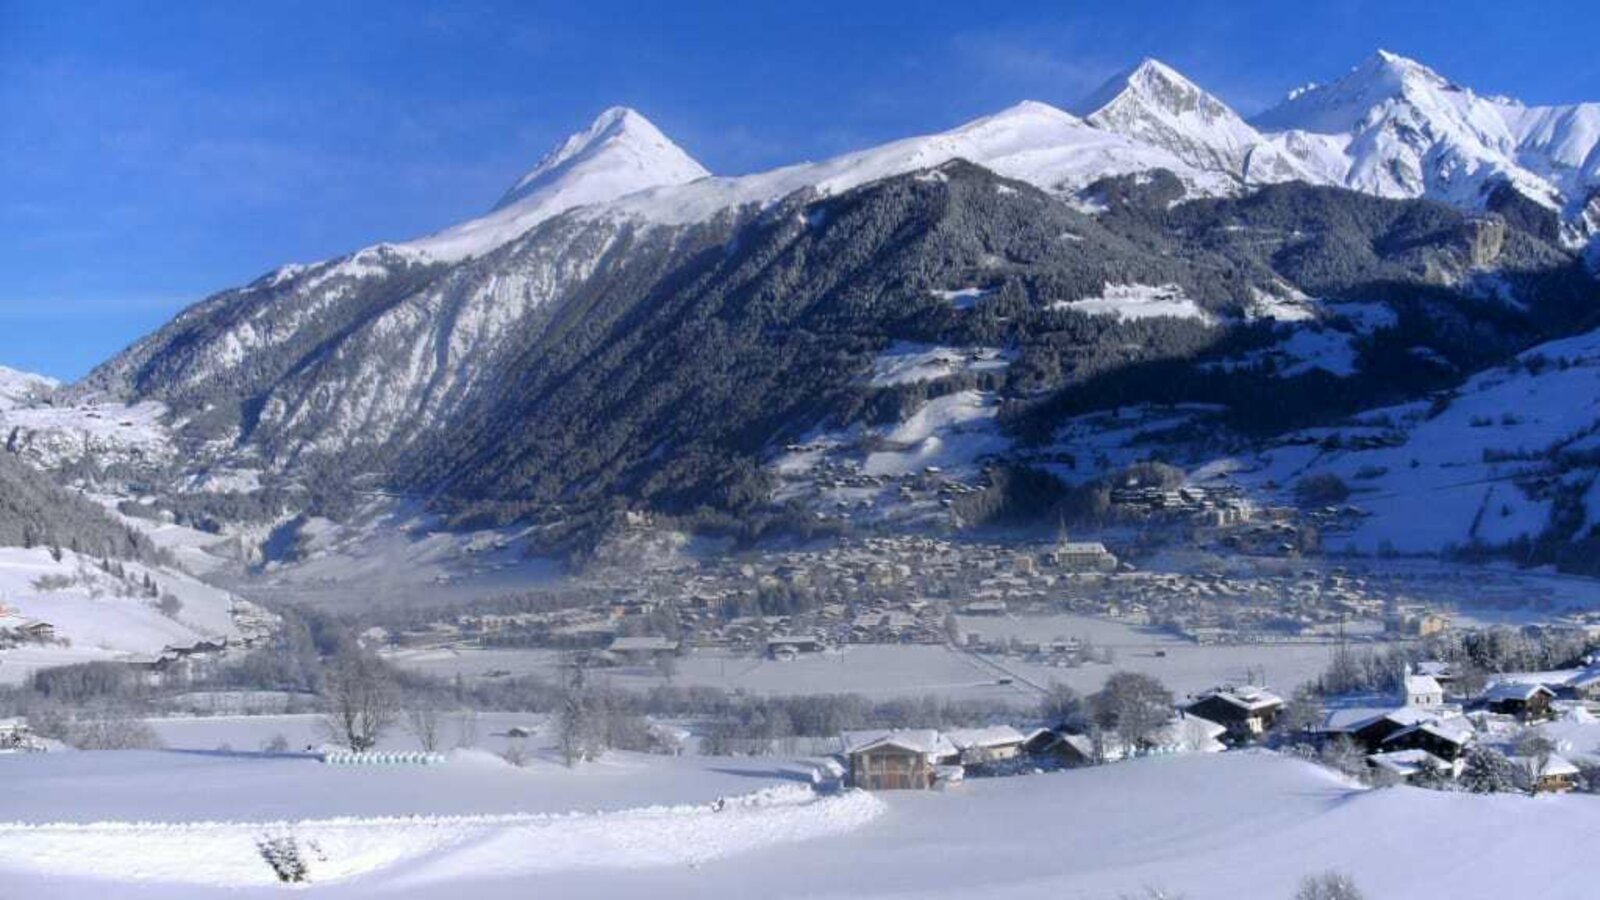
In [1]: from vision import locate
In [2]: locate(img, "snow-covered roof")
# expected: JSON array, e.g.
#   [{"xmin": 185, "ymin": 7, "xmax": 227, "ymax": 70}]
[
  {"xmin": 1196, "ymin": 686, "xmax": 1284, "ymax": 712},
  {"xmin": 1484, "ymin": 681, "xmax": 1555, "ymax": 702},
  {"xmin": 1564, "ymin": 668, "xmax": 1600, "ymax": 690},
  {"xmin": 1416, "ymin": 661, "xmax": 1453, "ymax": 678},
  {"xmin": 1382, "ymin": 716, "xmax": 1475, "ymax": 747},
  {"xmin": 944, "ymin": 726, "xmax": 1027, "ymax": 751},
  {"xmin": 1368, "ymin": 748, "xmax": 1449, "ymax": 777},
  {"xmin": 608, "ymin": 636, "xmax": 679, "ymax": 652},
  {"xmin": 839, "ymin": 729, "xmax": 955, "ymax": 757},
  {"xmin": 1057, "ymin": 541, "xmax": 1110, "ymax": 554},
  {"xmin": 1321, "ymin": 705, "xmax": 1441, "ymax": 734},
  {"xmin": 1404, "ymin": 674, "xmax": 1444, "ymax": 696},
  {"xmin": 1516, "ymin": 753, "xmax": 1580, "ymax": 779}
]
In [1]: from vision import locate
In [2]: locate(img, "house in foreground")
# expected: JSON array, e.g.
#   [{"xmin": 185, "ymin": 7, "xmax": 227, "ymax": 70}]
[
  {"xmin": 1184, "ymin": 686, "xmax": 1284, "ymax": 742},
  {"xmin": 1517, "ymin": 754, "xmax": 1581, "ymax": 793},
  {"xmin": 838, "ymin": 729, "xmax": 957, "ymax": 790}
]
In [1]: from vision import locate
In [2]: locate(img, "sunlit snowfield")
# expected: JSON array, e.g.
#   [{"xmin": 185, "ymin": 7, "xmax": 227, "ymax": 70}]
[{"xmin": 5, "ymin": 742, "xmax": 1600, "ymax": 899}]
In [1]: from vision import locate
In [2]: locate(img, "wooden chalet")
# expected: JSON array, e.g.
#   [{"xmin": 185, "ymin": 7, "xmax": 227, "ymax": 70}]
[
  {"xmin": 1184, "ymin": 686, "xmax": 1283, "ymax": 742},
  {"xmin": 1481, "ymin": 682, "xmax": 1556, "ymax": 721},
  {"xmin": 839, "ymin": 729, "xmax": 956, "ymax": 790},
  {"xmin": 1378, "ymin": 717, "xmax": 1474, "ymax": 765},
  {"xmin": 1520, "ymin": 754, "xmax": 1581, "ymax": 793}
]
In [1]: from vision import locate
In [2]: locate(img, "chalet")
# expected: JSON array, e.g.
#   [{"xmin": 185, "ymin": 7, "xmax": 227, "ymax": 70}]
[
  {"xmin": 1185, "ymin": 686, "xmax": 1284, "ymax": 742},
  {"xmin": 944, "ymin": 725, "xmax": 1028, "ymax": 766},
  {"xmin": 1319, "ymin": 706, "xmax": 1439, "ymax": 753},
  {"xmin": 1481, "ymin": 682, "xmax": 1556, "ymax": 721},
  {"xmin": 1025, "ymin": 730, "xmax": 1098, "ymax": 767},
  {"xmin": 1378, "ymin": 716, "xmax": 1474, "ymax": 766},
  {"xmin": 839, "ymin": 729, "xmax": 957, "ymax": 790},
  {"xmin": 1518, "ymin": 753, "xmax": 1581, "ymax": 794},
  {"xmin": 14, "ymin": 618, "xmax": 54, "ymax": 642}
]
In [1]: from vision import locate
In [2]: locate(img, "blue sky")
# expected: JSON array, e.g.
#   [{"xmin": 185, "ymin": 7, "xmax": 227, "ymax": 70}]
[{"xmin": 3, "ymin": 0, "xmax": 1598, "ymax": 380}]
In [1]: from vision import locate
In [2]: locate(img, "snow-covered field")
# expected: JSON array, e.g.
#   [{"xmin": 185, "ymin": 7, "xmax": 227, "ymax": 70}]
[
  {"xmin": 1049, "ymin": 283, "xmax": 1215, "ymax": 323},
  {"xmin": 5, "ymin": 748, "xmax": 1599, "ymax": 898},
  {"xmin": 0, "ymin": 546, "xmax": 241, "ymax": 682},
  {"xmin": 868, "ymin": 342, "xmax": 1010, "ymax": 387},
  {"xmin": 386, "ymin": 618, "xmax": 1367, "ymax": 703}
]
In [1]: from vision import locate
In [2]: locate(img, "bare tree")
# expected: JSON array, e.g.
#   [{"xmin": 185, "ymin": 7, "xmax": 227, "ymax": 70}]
[
  {"xmin": 1039, "ymin": 681, "xmax": 1084, "ymax": 729},
  {"xmin": 556, "ymin": 657, "xmax": 596, "ymax": 767},
  {"xmin": 1090, "ymin": 671, "xmax": 1173, "ymax": 754},
  {"xmin": 1278, "ymin": 683, "xmax": 1325, "ymax": 737},
  {"xmin": 1515, "ymin": 730, "xmax": 1558, "ymax": 794},
  {"xmin": 405, "ymin": 706, "xmax": 441, "ymax": 753},
  {"xmin": 1293, "ymin": 870, "xmax": 1365, "ymax": 900},
  {"xmin": 319, "ymin": 651, "xmax": 398, "ymax": 752},
  {"xmin": 454, "ymin": 709, "xmax": 480, "ymax": 749}
]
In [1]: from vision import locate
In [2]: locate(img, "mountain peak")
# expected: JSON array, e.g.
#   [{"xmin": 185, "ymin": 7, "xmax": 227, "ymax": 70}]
[
  {"xmin": 1079, "ymin": 58, "xmax": 1226, "ymax": 123},
  {"xmin": 1253, "ymin": 50, "xmax": 1453, "ymax": 133},
  {"xmin": 491, "ymin": 106, "xmax": 709, "ymax": 213}
]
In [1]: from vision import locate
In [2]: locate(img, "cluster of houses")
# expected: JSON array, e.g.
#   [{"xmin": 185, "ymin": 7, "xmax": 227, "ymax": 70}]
[
  {"xmin": 835, "ymin": 683, "xmax": 1284, "ymax": 790},
  {"xmin": 1314, "ymin": 663, "xmax": 1598, "ymax": 792},
  {"xmin": 1109, "ymin": 483, "xmax": 1256, "ymax": 527}
]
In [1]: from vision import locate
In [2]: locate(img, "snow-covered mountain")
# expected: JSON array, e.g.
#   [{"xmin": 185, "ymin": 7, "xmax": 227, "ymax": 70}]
[
  {"xmin": 22, "ymin": 51, "xmax": 1597, "ymax": 569},
  {"xmin": 1254, "ymin": 50, "xmax": 1600, "ymax": 241},
  {"xmin": 1080, "ymin": 59, "xmax": 1312, "ymax": 186},
  {"xmin": 583, "ymin": 99, "xmax": 1233, "ymax": 225},
  {"xmin": 0, "ymin": 366, "xmax": 58, "ymax": 411},
  {"xmin": 409, "ymin": 106, "xmax": 710, "ymax": 262}
]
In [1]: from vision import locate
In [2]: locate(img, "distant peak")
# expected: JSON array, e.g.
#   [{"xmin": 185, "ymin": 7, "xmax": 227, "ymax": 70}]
[
  {"xmin": 491, "ymin": 106, "xmax": 709, "ymax": 213},
  {"xmin": 1079, "ymin": 57, "xmax": 1229, "ymax": 122},
  {"xmin": 1366, "ymin": 49, "xmax": 1441, "ymax": 80},
  {"xmin": 1253, "ymin": 50, "xmax": 1454, "ymax": 132},
  {"xmin": 1128, "ymin": 57, "xmax": 1188, "ymax": 85}
]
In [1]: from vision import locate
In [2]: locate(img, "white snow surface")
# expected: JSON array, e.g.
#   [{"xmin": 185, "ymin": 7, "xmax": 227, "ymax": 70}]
[
  {"xmin": 1082, "ymin": 58, "xmax": 1316, "ymax": 185},
  {"xmin": 5, "ymin": 750, "xmax": 1600, "ymax": 898},
  {"xmin": 403, "ymin": 107, "xmax": 708, "ymax": 261},
  {"xmin": 1235, "ymin": 326, "xmax": 1600, "ymax": 552},
  {"xmin": 868, "ymin": 342, "xmax": 1010, "ymax": 387},
  {"xmin": 1254, "ymin": 50, "xmax": 1600, "ymax": 222},
  {"xmin": 0, "ymin": 749, "xmax": 879, "ymax": 892},
  {"xmin": 0, "ymin": 365, "xmax": 58, "ymax": 410},
  {"xmin": 590, "ymin": 100, "xmax": 1232, "ymax": 227},
  {"xmin": 863, "ymin": 390, "xmax": 1008, "ymax": 477},
  {"xmin": 0, "ymin": 547, "xmax": 238, "ymax": 682},
  {"xmin": 1049, "ymin": 283, "xmax": 1216, "ymax": 323}
]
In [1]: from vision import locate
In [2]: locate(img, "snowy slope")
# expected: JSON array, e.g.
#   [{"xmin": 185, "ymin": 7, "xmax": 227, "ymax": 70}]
[
  {"xmin": 4, "ymin": 751, "xmax": 1599, "ymax": 898},
  {"xmin": 1254, "ymin": 50, "xmax": 1600, "ymax": 231},
  {"xmin": 0, "ymin": 546, "xmax": 240, "ymax": 682},
  {"xmin": 0, "ymin": 365, "xmax": 58, "ymax": 411},
  {"xmin": 1233, "ymin": 327, "xmax": 1600, "ymax": 553}
]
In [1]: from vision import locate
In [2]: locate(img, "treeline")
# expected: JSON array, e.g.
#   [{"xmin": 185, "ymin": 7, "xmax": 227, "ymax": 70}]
[{"xmin": 0, "ymin": 450, "xmax": 172, "ymax": 565}]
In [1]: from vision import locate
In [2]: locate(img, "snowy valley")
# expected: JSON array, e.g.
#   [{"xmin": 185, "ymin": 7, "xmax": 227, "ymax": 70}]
[{"xmin": 6, "ymin": 38, "xmax": 1600, "ymax": 900}]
